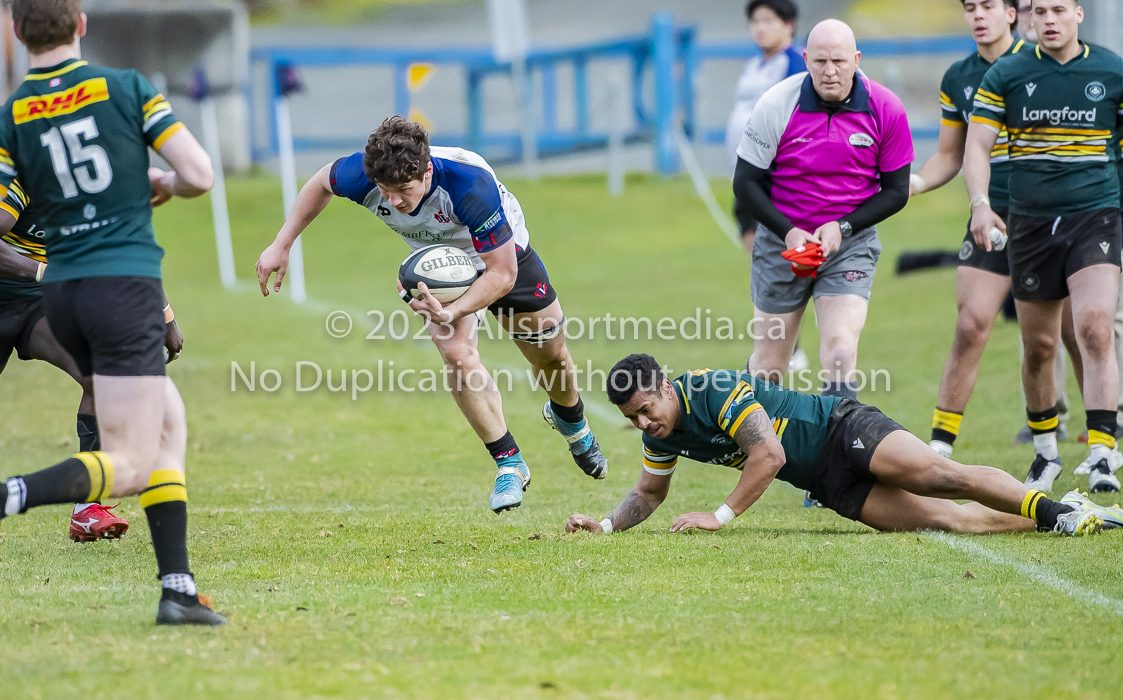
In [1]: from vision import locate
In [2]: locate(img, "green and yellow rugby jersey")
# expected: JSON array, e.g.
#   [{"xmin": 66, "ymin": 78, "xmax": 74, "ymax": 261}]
[
  {"xmin": 0, "ymin": 179, "xmax": 43, "ymax": 301},
  {"xmin": 971, "ymin": 43, "xmax": 1123, "ymax": 217},
  {"xmin": 939, "ymin": 38, "xmax": 1028, "ymax": 210},
  {"xmin": 0, "ymin": 58, "xmax": 184, "ymax": 282},
  {"xmin": 640, "ymin": 370, "xmax": 843, "ymax": 492}
]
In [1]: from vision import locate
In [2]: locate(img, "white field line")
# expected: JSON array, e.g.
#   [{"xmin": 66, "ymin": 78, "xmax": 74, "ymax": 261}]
[{"xmin": 928, "ymin": 531, "xmax": 1123, "ymax": 618}]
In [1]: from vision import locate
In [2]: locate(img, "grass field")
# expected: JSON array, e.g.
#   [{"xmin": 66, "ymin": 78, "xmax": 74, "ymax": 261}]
[{"xmin": 1, "ymin": 173, "xmax": 1121, "ymax": 699}]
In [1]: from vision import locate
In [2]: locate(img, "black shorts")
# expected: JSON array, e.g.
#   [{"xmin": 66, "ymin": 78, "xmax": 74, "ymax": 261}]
[
  {"xmin": 0, "ymin": 295, "xmax": 46, "ymax": 366},
  {"xmin": 809, "ymin": 399, "xmax": 906, "ymax": 521},
  {"xmin": 1007, "ymin": 207, "xmax": 1122, "ymax": 301},
  {"xmin": 958, "ymin": 207, "xmax": 1010, "ymax": 276},
  {"xmin": 42, "ymin": 276, "xmax": 166, "ymax": 378},
  {"xmin": 487, "ymin": 245, "xmax": 558, "ymax": 317}
]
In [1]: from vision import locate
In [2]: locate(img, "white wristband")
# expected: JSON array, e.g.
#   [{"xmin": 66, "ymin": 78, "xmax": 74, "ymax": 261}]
[
  {"xmin": 599, "ymin": 517, "xmax": 613, "ymax": 534},
  {"xmin": 35, "ymin": 262, "xmax": 45, "ymax": 283},
  {"xmin": 969, "ymin": 194, "xmax": 991, "ymax": 210},
  {"xmin": 714, "ymin": 503, "xmax": 736, "ymax": 526},
  {"xmin": 909, "ymin": 173, "xmax": 926, "ymax": 194}
]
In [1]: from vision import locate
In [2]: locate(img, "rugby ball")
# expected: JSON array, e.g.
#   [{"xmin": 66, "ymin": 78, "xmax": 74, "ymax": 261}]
[{"xmin": 398, "ymin": 245, "xmax": 479, "ymax": 303}]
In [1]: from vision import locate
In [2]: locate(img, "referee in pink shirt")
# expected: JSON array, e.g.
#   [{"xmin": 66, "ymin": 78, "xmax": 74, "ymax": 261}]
[{"xmin": 734, "ymin": 19, "xmax": 913, "ymax": 400}]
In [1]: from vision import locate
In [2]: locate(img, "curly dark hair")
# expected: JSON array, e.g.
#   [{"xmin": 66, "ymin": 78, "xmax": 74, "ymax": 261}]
[
  {"xmin": 12, "ymin": 0, "xmax": 83, "ymax": 55},
  {"xmin": 607, "ymin": 354, "xmax": 667, "ymax": 406},
  {"xmin": 363, "ymin": 116, "xmax": 431, "ymax": 186}
]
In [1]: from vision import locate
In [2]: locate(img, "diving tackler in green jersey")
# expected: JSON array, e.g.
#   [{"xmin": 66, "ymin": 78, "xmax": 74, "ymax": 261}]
[
  {"xmin": 940, "ymin": 38, "xmax": 1028, "ymax": 211},
  {"xmin": 0, "ymin": 59, "xmax": 183, "ymax": 282},
  {"xmin": 640, "ymin": 370, "xmax": 843, "ymax": 492},
  {"xmin": 971, "ymin": 43, "xmax": 1123, "ymax": 217}
]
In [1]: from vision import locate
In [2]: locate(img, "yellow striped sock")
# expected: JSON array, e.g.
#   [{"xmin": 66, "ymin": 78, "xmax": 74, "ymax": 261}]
[
  {"xmin": 932, "ymin": 409, "xmax": 964, "ymax": 435},
  {"xmin": 138, "ymin": 469, "xmax": 187, "ymax": 509},
  {"xmin": 1020, "ymin": 490, "xmax": 1045, "ymax": 521},
  {"xmin": 1088, "ymin": 429, "xmax": 1116, "ymax": 450},
  {"xmin": 73, "ymin": 451, "xmax": 114, "ymax": 502},
  {"xmin": 1027, "ymin": 416, "xmax": 1059, "ymax": 433}
]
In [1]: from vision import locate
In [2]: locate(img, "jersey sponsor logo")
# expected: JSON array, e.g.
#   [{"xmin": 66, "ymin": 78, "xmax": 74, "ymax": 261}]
[
  {"xmin": 711, "ymin": 435, "xmax": 734, "ymax": 445},
  {"xmin": 12, "ymin": 78, "xmax": 110, "ymax": 124},
  {"xmin": 1085, "ymin": 82, "xmax": 1107, "ymax": 103},
  {"xmin": 964, "ymin": 86, "xmax": 974, "ymax": 100},
  {"xmin": 744, "ymin": 128, "xmax": 772, "ymax": 150},
  {"xmin": 852, "ymin": 438, "xmax": 864, "ymax": 449},
  {"xmin": 49, "ymin": 78, "xmax": 61, "ymax": 88},
  {"xmin": 377, "ymin": 205, "xmax": 392, "ymax": 216},
  {"xmin": 60, "ymin": 216, "xmax": 120, "ymax": 237},
  {"xmin": 83, "ymin": 204, "xmax": 96, "ymax": 220},
  {"xmin": 534, "ymin": 283, "xmax": 548, "ymax": 299},
  {"xmin": 1025, "ymin": 83, "xmax": 1038, "ymax": 97},
  {"xmin": 959, "ymin": 240, "xmax": 974, "ymax": 261},
  {"xmin": 434, "ymin": 209, "xmax": 451, "ymax": 224},
  {"xmin": 1100, "ymin": 241, "xmax": 1111, "ymax": 254},
  {"xmin": 1022, "ymin": 106, "xmax": 1097, "ymax": 125},
  {"xmin": 400, "ymin": 230, "xmax": 442, "ymax": 242},
  {"xmin": 791, "ymin": 137, "xmax": 814, "ymax": 144},
  {"xmin": 1021, "ymin": 273, "xmax": 1040, "ymax": 291},
  {"xmin": 848, "ymin": 133, "xmax": 874, "ymax": 148},
  {"xmin": 844, "ymin": 270, "xmax": 868, "ymax": 282},
  {"xmin": 475, "ymin": 208, "xmax": 503, "ymax": 233}
]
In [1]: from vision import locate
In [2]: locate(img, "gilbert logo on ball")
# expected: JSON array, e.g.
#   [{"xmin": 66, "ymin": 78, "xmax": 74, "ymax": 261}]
[{"xmin": 398, "ymin": 245, "xmax": 479, "ymax": 303}]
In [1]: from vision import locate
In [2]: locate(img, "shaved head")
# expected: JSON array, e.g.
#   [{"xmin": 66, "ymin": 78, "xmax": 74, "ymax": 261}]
[
  {"xmin": 804, "ymin": 19, "xmax": 861, "ymax": 102},
  {"xmin": 806, "ymin": 18, "xmax": 857, "ymax": 54}
]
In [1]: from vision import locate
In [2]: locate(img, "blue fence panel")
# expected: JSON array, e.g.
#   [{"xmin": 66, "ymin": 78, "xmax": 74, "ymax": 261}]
[{"xmin": 251, "ymin": 31, "xmax": 974, "ymax": 169}]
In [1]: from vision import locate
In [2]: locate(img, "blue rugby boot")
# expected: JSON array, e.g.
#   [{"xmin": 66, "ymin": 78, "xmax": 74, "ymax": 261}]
[
  {"xmin": 543, "ymin": 401, "xmax": 608, "ymax": 479},
  {"xmin": 489, "ymin": 454, "xmax": 531, "ymax": 513}
]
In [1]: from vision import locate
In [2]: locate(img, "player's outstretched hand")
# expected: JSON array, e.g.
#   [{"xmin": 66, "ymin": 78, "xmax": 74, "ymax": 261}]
[
  {"xmin": 670, "ymin": 511, "xmax": 723, "ymax": 533},
  {"xmin": 814, "ymin": 221, "xmax": 843, "ymax": 257},
  {"xmin": 149, "ymin": 167, "xmax": 175, "ymax": 207},
  {"xmin": 565, "ymin": 514, "xmax": 604, "ymax": 534},
  {"xmin": 256, "ymin": 243, "xmax": 290, "ymax": 297},
  {"xmin": 969, "ymin": 206, "xmax": 1005, "ymax": 252},
  {"xmin": 164, "ymin": 319, "xmax": 184, "ymax": 364}
]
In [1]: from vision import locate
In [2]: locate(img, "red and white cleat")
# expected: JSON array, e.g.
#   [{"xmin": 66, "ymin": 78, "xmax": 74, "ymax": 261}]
[{"xmin": 70, "ymin": 503, "xmax": 129, "ymax": 542}]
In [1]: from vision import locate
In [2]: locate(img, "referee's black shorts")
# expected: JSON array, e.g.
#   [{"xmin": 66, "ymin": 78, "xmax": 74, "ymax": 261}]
[{"xmin": 42, "ymin": 276, "xmax": 166, "ymax": 377}]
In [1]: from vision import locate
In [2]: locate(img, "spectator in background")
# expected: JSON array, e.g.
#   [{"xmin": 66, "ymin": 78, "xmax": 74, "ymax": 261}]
[
  {"xmin": 726, "ymin": 0, "xmax": 805, "ymax": 249},
  {"xmin": 1016, "ymin": 0, "xmax": 1037, "ymax": 42}
]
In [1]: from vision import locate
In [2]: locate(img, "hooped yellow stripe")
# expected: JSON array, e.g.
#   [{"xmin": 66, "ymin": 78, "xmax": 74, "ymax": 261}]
[
  {"xmin": 0, "ymin": 202, "xmax": 19, "ymax": 219},
  {"xmin": 643, "ymin": 455, "xmax": 678, "ymax": 472},
  {"xmin": 772, "ymin": 417, "xmax": 789, "ymax": 440},
  {"xmin": 1020, "ymin": 490, "xmax": 1045, "ymax": 520},
  {"xmin": 74, "ymin": 451, "xmax": 114, "ymax": 503},
  {"xmin": 941, "ymin": 117, "xmax": 966, "ymax": 128},
  {"xmin": 932, "ymin": 409, "xmax": 964, "ymax": 435},
  {"xmin": 727, "ymin": 403, "xmax": 763, "ymax": 438},
  {"xmin": 143, "ymin": 93, "xmax": 167, "ymax": 113},
  {"xmin": 1088, "ymin": 430, "xmax": 1116, "ymax": 449},
  {"xmin": 25, "ymin": 60, "xmax": 88, "ymax": 80},
  {"xmin": 151, "ymin": 121, "xmax": 186, "ymax": 151},
  {"xmin": 138, "ymin": 468, "xmax": 187, "ymax": 509},
  {"xmin": 970, "ymin": 115, "xmax": 1004, "ymax": 131},
  {"xmin": 1028, "ymin": 416, "xmax": 1059, "ymax": 431}
]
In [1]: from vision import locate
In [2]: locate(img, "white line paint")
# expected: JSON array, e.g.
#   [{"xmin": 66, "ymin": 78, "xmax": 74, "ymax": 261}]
[{"xmin": 928, "ymin": 531, "xmax": 1123, "ymax": 618}]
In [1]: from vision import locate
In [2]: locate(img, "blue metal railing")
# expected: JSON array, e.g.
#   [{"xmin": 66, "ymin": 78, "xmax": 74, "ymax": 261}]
[{"xmin": 251, "ymin": 18, "xmax": 976, "ymax": 174}]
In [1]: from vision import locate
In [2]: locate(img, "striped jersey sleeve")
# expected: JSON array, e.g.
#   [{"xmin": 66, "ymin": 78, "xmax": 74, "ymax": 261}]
[
  {"xmin": 971, "ymin": 63, "xmax": 1007, "ymax": 134},
  {"xmin": 641, "ymin": 441, "xmax": 678, "ymax": 476},
  {"xmin": 715, "ymin": 379, "xmax": 764, "ymax": 438},
  {"xmin": 0, "ymin": 178, "xmax": 28, "ymax": 220},
  {"xmin": 135, "ymin": 73, "xmax": 184, "ymax": 150},
  {"xmin": 938, "ymin": 69, "xmax": 965, "ymax": 128}
]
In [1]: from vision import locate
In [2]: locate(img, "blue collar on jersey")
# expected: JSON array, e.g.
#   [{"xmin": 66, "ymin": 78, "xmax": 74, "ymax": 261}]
[{"xmin": 798, "ymin": 73, "xmax": 870, "ymax": 114}]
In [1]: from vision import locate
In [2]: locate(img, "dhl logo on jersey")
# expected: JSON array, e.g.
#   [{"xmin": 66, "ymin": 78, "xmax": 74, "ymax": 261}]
[{"xmin": 13, "ymin": 78, "xmax": 109, "ymax": 125}]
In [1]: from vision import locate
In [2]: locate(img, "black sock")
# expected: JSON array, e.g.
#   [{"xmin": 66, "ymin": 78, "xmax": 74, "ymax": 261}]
[
  {"xmin": 145, "ymin": 501, "xmax": 191, "ymax": 580},
  {"xmin": 551, "ymin": 397, "xmax": 584, "ymax": 424},
  {"xmin": 1026, "ymin": 405, "xmax": 1059, "ymax": 435},
  {"xmin": 17, "ymin": 458, "xmax": 92, "ymax": 511},
  {"xmin": 1035, "ymin": 498, "xmax": 1073, "ymax": 531},
  {"xmin": 484, "ymin": 431, "xmax": 520, "ymax": 461},
  {"xmin": 76, "ymin": 414, "xmax": 100, "ymax": 452}
]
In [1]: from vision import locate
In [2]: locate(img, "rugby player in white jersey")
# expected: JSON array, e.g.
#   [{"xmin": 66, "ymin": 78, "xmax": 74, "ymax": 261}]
[{"xmin": 256, "ymin": 117, "xmax": 607, "ymax": 513}]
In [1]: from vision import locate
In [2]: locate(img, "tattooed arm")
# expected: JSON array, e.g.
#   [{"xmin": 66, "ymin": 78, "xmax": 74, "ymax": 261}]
[
  {"xmin": 669, "ymin": 407, "xmax": 786, "ymax": 533},
  {"xmin": 565, "ymin": 469, "xmax": 671, "ymax": 535}
]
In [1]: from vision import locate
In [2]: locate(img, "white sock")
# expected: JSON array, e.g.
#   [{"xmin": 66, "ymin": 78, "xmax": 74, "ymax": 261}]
[
  {"xmin": 1089, "ymin": 444, "xmax": 1112, "ymax": 464},
  {"xmin": 4, "ymin": 478, "xmax": 26, "ymax": 517},
  {"xmin": 1033, "ymin": 432, "xmax": 1059, "ymax": 461},
  {"xmin": 73, "ymin": 503, "xmax": 94, "ymax": 515},
  {"xmin": 161, "ymin": 573, "xmax": 198, "ymax": 596}
]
